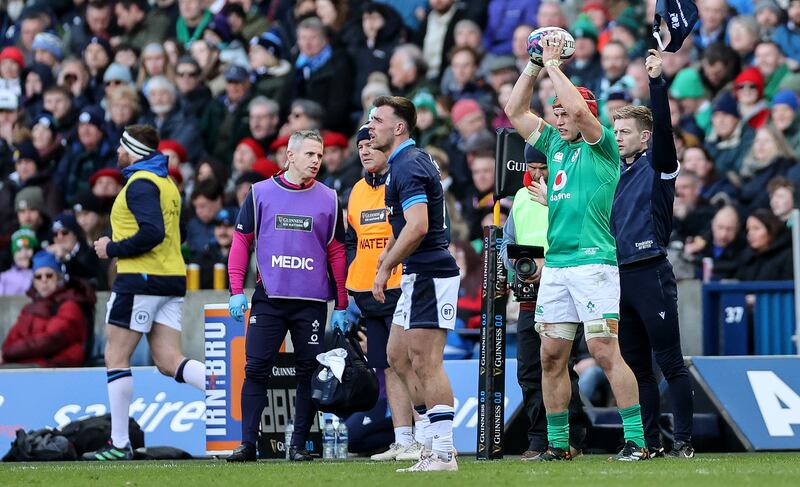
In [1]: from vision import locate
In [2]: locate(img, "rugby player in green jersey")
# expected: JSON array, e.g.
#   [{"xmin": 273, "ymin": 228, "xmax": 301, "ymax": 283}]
[{"xmin": 504, "ymin": 31, "xmax": 647, "ymax": 461}]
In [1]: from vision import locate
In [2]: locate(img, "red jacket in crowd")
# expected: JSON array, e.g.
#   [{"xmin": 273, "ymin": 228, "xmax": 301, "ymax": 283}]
[{"xmin": 1, "ymin": 279, "xmax": 96, "ymax": 367}]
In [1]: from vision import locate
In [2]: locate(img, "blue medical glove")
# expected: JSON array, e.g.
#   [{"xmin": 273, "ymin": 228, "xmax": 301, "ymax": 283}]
[
  {"xmin": 330, "ymin": 309, "xmax": 348, "ymax": 332},
  {"xmin": 229, "ymin": 294, "xmax": 248, "ymax": 322}
]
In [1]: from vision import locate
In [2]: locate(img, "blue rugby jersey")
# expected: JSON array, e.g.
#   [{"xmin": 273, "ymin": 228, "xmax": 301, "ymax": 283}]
[{"xmin": 384, "ymin": 139, "xmax": 459, "ymax": 277}]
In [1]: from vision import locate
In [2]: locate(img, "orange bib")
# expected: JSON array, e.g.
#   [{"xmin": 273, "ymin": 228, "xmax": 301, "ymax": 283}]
[{"xmin": 346, "ymin": 179, "xmax": 402, "ymax": 292}]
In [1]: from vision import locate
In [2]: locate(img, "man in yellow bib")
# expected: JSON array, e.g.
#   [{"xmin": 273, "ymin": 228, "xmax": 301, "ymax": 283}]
[
  {"xmin": 84, "ymin": 125, "xmax": 205, "ymax": 461},
  {"xmin": 347, "ymin": 124, "xmax": 422, "ymax": 461}
]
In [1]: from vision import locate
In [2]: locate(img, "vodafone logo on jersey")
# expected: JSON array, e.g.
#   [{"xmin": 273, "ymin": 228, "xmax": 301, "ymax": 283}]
[{"xmin": 552, "ymin": 170, "xmax": 567, "ymax": 191}]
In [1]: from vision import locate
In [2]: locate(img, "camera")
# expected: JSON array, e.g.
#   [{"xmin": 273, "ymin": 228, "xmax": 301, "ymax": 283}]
[{"xmin": 507, "ymin": 244, "xmax": 544, "ymax": 302}]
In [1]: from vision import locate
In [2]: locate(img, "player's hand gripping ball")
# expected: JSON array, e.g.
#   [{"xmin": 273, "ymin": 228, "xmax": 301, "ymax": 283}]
[{"xmin": 527, "ymin": 27, "xmax": 576, "ymax": 65}]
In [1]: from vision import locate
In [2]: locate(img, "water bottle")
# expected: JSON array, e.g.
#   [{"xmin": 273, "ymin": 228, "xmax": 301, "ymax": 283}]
[
  {"xmin": 336, "ymin": 422, "xmax": 348, "ymax": 459},
  {"xmin": 323, "ymin": 419, "xmax": 336, "ymax": 459},
  {"xmin": 284, "ymin": 420, "xmax": 294, "ymax": 460}
]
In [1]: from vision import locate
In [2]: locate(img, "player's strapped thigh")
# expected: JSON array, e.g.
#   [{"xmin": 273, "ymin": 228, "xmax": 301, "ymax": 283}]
[
  {"xmin": 534, "ymin": 321, "xmax": 580, "ymax": 340},
  {"xmin": 584, "ymin": 317, "xmax": 619, "ymax": 340}
]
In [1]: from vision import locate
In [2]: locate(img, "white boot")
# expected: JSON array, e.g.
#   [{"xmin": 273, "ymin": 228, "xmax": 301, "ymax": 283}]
[
  {"xmin": 395, "ymin": 441, "xmax": 423, "ymax": 461},
  {"xmin": 396, "ymin": 449, "xmax": 458, "ymax": 472},
  {"xmin": 370, "ymin": 443, "xmax": 407, "ymax": 461}
]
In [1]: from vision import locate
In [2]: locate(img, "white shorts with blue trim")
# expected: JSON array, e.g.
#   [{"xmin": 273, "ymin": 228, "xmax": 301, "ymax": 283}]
[
  {"xmin": 392, "ymin": 273, "xmax": 459, "ymax": 330},
  {"xmin": 105, "ymin": 292, "xmax": 184, "ymax": 333}
]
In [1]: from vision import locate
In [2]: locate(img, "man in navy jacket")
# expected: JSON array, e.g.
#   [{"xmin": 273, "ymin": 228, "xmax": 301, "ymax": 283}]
[{"xmin": 611, "ymin": 50, "xmax": 694, "ymax": 459}]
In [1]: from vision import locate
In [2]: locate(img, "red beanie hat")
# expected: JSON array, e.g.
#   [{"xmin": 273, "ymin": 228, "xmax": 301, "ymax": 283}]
[
  {"xmin": 734, "ymin": 67, "xmax": 765, "ymax": 99},
  {"xmin": 553, "ymin": 86, "xmax": 599, "ymax": 118},
  {"xmin": 582, "ymin": 0, "xmax": 610, "ymax": 19},
  {"xmin": 451, "ymin": 98, "xmax": 483, "ymax": 126},
  {"xmin": 158, "ymin": 139, "xmax": 188, "ymax": 162},
  {"xmin": 253, "ymin": 157, "xmax": 281, "ymax": 178},
  {"xmin": 90, "ymin": 168, "xmax": 124, "ymax": 187},
  {"xmin": 322, "ymin": 131, "xmax": 348, "ymax": 149},
  {"xmin": 269, "ymin": 135, "xmax": 290, "ymax": 152},
  {"xmin": 237, "ymin": 137, "xmax": 266, "ymax": 159},
  {"xmin": 0, "ymin": 47, "xmax": 24, "ymax": 70}
]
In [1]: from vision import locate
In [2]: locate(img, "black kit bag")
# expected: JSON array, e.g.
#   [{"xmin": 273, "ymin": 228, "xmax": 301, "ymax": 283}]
[
  {"xmin": 311, "ymin": 327, "xmax": 379, "ymax": 417},
  {"xmin": 2, "ymin": 428, "xmax": 76, "ymax": 462},
  {"xmin": 59, "ymin": 414, "xmax": 145, "ymax": 455}
]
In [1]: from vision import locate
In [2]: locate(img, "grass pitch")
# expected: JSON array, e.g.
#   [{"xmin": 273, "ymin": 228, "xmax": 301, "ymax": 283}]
[{"xmin": 1, "ymin": 453, "xmax": 799, "ymax": 487}]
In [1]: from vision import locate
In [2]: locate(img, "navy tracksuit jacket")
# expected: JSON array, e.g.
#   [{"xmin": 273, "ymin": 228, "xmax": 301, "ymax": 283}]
[{"xmin": 611, "ymin": 75, "xmax": 694, "ymax": 447}]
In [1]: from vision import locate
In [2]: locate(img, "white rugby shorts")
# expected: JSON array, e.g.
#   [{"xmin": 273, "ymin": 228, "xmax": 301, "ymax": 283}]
[
  {"xmin": 534, "ymin": 264, "xmax": 620, "ymax": 324},
  {"xmin": 392, "ymin": 273, "xmax": 459, "ymax": 330},
  {"xmin": 106, "ymin": 292, "xmax": 184, "ymax": 333}
]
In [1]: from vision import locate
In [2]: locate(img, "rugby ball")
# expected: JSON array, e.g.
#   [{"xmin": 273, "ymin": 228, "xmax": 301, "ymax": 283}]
[{"xmin": 527, "ymin": 27, "xmax": 576, "ymax": 65}]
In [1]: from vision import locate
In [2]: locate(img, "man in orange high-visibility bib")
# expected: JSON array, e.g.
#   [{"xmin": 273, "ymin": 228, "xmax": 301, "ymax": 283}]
[{"xmin": 346, "ymin": 124, "xmax": 422, "ymax": 462}]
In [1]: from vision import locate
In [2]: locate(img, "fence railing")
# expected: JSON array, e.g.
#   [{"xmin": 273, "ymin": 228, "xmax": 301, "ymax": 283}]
[{"xmin": 702, "ymin": 281, "xmax": 796, "ymax": 355}]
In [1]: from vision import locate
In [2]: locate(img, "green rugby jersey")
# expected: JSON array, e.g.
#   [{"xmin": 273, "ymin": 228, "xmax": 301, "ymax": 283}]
[{"xmin": 531, "ymin": 123, "xmax": 620, "ymax": 267}]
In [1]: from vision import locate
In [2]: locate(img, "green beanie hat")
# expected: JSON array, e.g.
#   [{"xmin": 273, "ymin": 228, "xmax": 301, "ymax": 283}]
[
  {"xmin": 573, "ymin": 14, "xmax": 598, "ymax": 42},
  {"xmin": 412, "ymin": 92, "xmax": 437, "ymax": 118},
  {"xmin": 669, "ymin": 68, "xmax": 706, "ymax": 99},
  {"xmin": 11, "ymin": 227, "xmax": 39, "ymax": 254},
  {"xmin": 615, "ymin": 7, "xmax": 641, "ymax": 36}
]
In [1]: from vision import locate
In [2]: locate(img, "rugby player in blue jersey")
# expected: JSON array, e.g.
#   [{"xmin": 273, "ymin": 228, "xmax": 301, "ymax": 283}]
[{"xmin": 369, "ymin": 96, "xmax": 460, "ymax": 472}]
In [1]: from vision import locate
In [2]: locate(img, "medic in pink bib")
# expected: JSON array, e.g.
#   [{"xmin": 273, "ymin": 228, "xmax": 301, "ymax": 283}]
[{"xmin": 225, "ymin": 130, "xmax": 348, "ymax": 462}]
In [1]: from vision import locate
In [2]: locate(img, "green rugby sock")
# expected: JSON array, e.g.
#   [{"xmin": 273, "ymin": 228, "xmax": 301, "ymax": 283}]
[
  {"xmin": 619, "ymin": 404, "xmax": 646, "ymax": 448},
  {"xmin": 546, "ymin": 411, "xmax": 570, "ymax": 450}
]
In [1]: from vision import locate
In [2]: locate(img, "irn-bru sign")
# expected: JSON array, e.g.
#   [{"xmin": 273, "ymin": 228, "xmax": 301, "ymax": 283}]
[
  {"xmin": 204, "ymin": 304, "xmax": 248, "ymax": 454},
  {"xmin": 204, "ymin": 304, "xmax": 301, "ymax": 456}
]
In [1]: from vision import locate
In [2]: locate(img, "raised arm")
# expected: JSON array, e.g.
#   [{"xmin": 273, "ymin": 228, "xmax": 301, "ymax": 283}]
[
  {"xmin": 646, "ymin": 50, "xmax": 679, "ymax": 174},
  {"xmin": 542, "ymin": 32, "xmax": 603, "ymax": 144},
  {"xmin": 504, "ymin": 41, "xmax": 545, "ymax": 142}
]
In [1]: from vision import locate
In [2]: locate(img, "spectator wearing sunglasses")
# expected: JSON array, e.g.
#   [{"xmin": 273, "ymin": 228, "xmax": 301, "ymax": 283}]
[
  {"xmin": 48, "ymin": 212, "xmax": 99, "ymax": 283},
  {"xmin": 733, "ymin": 67, "xmax": 770, "ymax": 129},
  {"xmin": 0, "ymin": 250, "xmax": 96, "ymax": 368},
  {"xmin": 174, "ymin": 56, "xmax": 225, "ymax": 155}
]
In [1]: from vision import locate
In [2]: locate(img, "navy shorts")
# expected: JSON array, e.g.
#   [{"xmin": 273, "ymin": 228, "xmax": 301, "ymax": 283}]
[{"xmin": 363, "ymin": 314, "xmax": 391, "ymax": 368}]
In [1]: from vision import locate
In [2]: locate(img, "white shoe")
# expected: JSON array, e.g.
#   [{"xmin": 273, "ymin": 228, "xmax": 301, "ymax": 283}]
[
  {"xmin": 396, "ymin": 450, "xmax": 458, "ymax": 472},
  {"xmin": 370, "ymin": 443, "xmax": 407, "ymax": 461},
  {"xmin": 395, "ymin": 441, "xmax": 424, "ymax": 461}
]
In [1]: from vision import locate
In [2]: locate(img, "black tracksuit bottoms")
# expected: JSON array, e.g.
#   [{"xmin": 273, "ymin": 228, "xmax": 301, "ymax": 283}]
[
  {"xmin": 240, "ymin": 285, "xmax": 328, "ymax": 448},
  {"xmin": 618, "ymin": 256, "xmax": 693, "ymax": 447}
]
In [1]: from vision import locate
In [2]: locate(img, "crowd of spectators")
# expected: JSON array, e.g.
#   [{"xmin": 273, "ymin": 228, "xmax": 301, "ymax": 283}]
[{"xmin": 1, "ymin": 0, "xmax": 800, "ymax": 365}]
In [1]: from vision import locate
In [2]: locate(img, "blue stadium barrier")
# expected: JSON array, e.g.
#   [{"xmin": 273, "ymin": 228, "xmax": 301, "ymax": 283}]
[{"xmin": 701, "ymin": 281, "xmax": 797, "ymax": 355}]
